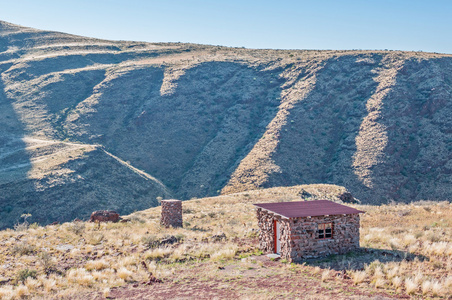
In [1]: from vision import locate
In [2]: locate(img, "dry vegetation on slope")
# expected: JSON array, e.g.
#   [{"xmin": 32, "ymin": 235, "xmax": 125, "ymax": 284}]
[
  {"xmin": 2, "ymin": 20, "xmax": 452, "ymax": 226},
  {"xmin": 0, "ymin": 135, "xmax": 170, "ymax": 229},
  {"xmin": 0, "ymin": 187, "xmax": 451, "ymax": 299}
]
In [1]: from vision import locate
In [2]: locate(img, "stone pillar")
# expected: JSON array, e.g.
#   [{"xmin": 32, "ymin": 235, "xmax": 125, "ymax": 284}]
[{"xmin": 161, "ymin": 199, "xmax": 183, "ymax": 228}]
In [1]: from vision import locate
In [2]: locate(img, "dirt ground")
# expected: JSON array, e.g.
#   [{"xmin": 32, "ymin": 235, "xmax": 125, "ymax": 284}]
[{"xmin": 83, "ymin": 255, "xmax": 405, "ymax": 300}]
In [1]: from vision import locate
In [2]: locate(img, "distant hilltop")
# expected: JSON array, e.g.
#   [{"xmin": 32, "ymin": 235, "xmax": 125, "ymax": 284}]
[{"xmin": 1, "ymin": 20, "xmax": 452, "ymax": 227}]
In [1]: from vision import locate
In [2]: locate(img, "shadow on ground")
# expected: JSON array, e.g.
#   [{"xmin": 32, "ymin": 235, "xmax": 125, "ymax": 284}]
[
  {"xmin": 301, "ymin": 248, "xmax": 427, "ymax": 271},
  {"xmin": 0, "ymin": 63, "xmax": 33, "ymax": 229}
]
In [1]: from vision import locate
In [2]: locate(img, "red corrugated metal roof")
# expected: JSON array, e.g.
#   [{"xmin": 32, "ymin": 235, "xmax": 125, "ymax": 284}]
[{"xmin": 253, "ymin": 200, "xmax": 364, "ymax": 218}]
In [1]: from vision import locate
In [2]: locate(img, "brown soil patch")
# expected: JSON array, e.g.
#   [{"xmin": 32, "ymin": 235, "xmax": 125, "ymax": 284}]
[{"xmin": 86, "ymin": 256, "xmax": 406, "ymax": 300}]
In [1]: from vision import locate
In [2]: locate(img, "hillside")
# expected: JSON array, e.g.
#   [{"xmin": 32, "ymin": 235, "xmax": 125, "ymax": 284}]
[
  {"xmin": 0, "ymin": 135, "xmax": 171, "ymax": 229},
  {"xmin": 2, "ymin": 20, "xmax": 452, "ymax": 226},
  {"xmin": 0, "ymin": 187, "xmax": 450, "ymax": 299}
]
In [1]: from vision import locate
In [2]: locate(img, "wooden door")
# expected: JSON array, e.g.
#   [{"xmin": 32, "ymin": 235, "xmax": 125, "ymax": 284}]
[{"xmin": 274, "ymin": 220, "xmax": 281, "ymax": 254}]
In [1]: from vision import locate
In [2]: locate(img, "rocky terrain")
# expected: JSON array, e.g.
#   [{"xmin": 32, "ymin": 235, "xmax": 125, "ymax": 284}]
[
  {"xmin": 0, "ymin": 135, "xmax": 171, "ymax": 229},
  {"xmin": 1, "ymin": 20, "xmax": 452, "ymax": 227}
]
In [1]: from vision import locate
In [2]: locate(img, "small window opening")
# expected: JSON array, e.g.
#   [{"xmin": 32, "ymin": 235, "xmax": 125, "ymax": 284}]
[{"xmin": 317, "ymin": 223, "xmax": 333, "ymax": 239}]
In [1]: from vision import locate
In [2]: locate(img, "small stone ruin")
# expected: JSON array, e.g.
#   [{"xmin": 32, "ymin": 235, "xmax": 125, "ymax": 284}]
[
  {"xmin": 90, "ymin": 210, "xmax": 120, "ymax": 223},
  {"xmin": 160, "ymin": 199, "xmax": 183, "ymax": 228}
]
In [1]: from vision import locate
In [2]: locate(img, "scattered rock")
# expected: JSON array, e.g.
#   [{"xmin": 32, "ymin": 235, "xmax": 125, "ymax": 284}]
[
  {"xmin": 266, "ymin": 253, "xmax": 281, "ymax": 260},
  {"xmin": 298, "ymin": 189, "xmax": 312, "ymax": 199},
  {"xmin": 89, "ymin": 210, "xmax": 120, "ymax": 223},
  {"xmin": 397, "ymin": 209, "xmax": 411, "ymax": 217},
  {"xmin": 339, "ymin": 192, "xmax": 355, "ymax": 203},
  {"xmin": 210, "ymin": 233, "xmax": 227, "ymax": 242},
  {"xmin": 56, "ymin": 244, "xmax": 75, "ymax": 252},
  {"xmin": 341, "ymin": 270, "xmax": 350, "ymax": 279},
  {"xmin": 147, "ymin": 273, "xmax": 163, "ymax": 284},
  {"xmin": 159, "ymin": 235, "xmax": 178, "ymax": 246},
  {"xmin": 144, "ymin": 235, "xmax": 181, "ymax": 249},
  {"xmin": 141, "ymin": 261, "xmax": 163, "ymax": 284}
]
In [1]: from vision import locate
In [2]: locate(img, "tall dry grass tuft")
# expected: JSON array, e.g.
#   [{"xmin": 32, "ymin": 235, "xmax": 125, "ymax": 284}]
[
  {"xmin": 431, "ymin": 280, "xmax": 443, "ymax": 297},
  {"xmin": 117, "ymin": 267, "xmax": 133, "ymax": 281},
  {"xmin": 391, "ymin": 276, "xmax": 402, "ymax": 289},
  {"xmin": 119, "ymin": 255, "xmax": 139, "ymax": 267},
  {"xmin": 386, "ymin": 265, "xmax": 399, "ymax": 280},
  {"xmin": 67, "ymin": 268, "xmax": 94, "ymax": 286},
  {"xmin": 143, "ymin": 247, "xmax": 172, "ymax": 261},
  {"xmin": 0, "ymin": 285, "xmax": 14, "ymax": 299},
  {"xmin": 421, "ymin": 280, "xmax": 432, "ymax": 295},
  {"xmin": 24, "ymin": 277, "xmax": 41, "ymax": 291},
  {"xmin": 103, "ymin": 288, "xmax": 111, "ymax": 298},
  {"xmin": 210, "ymin": 244, "xmax": 238, "ymax": 261},
  {"xmin": 424, "ymin": 241, "xmax": 450, "ymax": 256},
  {"xmin": 85, "ymin": 259, "xmax": 109, "ymax": 271},
  {"xmin": 40, "ymin": 275, "xmax": 57, "ymax": 293},
  {"xmin": 351, "ymin": 271, "xmax": 367, "ymax": 285},
  {"xmin": 445, "ymin": 276, "xmax": 452, "ymax": 288},
  {"xmin": 401, "ymin": 234, "xmax": 416, "ymax": 248},
  {"xmin": 321, "ymin": 269, "xmax": 331, "ymax": 282},
  {"xmin": 373, "ymin": 266, "xmax": 385, "ymax": 280},
  {"xmin": 446, "ymin": 246, "xmax": 452, "ymax": 257},
  {"xmin": 312, "ymin": 266, "xmax": 322, "ymax": 274},
  {"xmin": 374, "ymin": 278, "xmax": 386, "ymax": 289},
  {"xmin": 14, "ymin": 285, "xmax": 29, "ymax": 298},
  {"xmin": 405, "ymin": 278, "xmax": 418, "ymax": 295},
  {"xmin": 413, "ymin": 273, "xmax": 423, "ymax": 286},
  {"xmin": 169, "ymin": 244, "xmax": 189, "ymax": 262}
]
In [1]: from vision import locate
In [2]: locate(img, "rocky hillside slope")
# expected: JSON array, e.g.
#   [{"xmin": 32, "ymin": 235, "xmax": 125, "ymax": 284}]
[
  {"xmin": 0, "ymin": 135, "xmax": 171, "ymax": 229},
  {"xmin": 1, "ymin": 20, "xmax": 452, "ymax": 226}
]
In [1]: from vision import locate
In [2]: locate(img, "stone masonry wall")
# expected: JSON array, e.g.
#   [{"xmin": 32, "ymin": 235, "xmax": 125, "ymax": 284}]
[
  {"xmin": 161, "ymin": 199, "xmax": 182, "ymax": 228},
  {"xmin": 256, "ymin": 208, "xmax": 274, "ymax": 253},
  {"xmin": 288, "ymin": 214, "xmax": 360, "ymax": 262},
  {"xmin": 256, "ymin": 208, "xmax": 360, "ymax": 262},
  {"xmin": 256, "ymin": 208, "xmax": 291, "ymax": 256}
]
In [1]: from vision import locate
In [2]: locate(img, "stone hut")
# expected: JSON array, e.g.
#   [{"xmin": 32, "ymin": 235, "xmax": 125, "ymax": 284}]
[
  {"xmin": 254, "ymin": 200, "xmax": 364, "ymax": 262},
  {"xmin": 161, "ymin": 199, "xmax": 183, "ymax": 228}
]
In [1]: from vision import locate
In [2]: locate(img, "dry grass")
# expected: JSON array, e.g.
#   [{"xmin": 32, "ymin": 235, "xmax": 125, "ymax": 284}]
[
  {"xmin": 405, "ymin": 278, "xmax": 418, "ymax": 295},
  {"xmin": 355, "ymin": 201, "xmax": 452, "ymax": 298},
  {"xmin": 84, "ymin": 259, "xmax": 109, "ymax": 271},
  {"xmin": 0, "ymin": 190, "xmax": 264, "ymax": 298},
  {"xmin": 321, "ymin": 269, "xmax": 331, "ymax": 282},
  {"xmin": 391, "ymin": 276, "xmax": 403, "ymax": 289},
  {"xmin": 351, "ymin": 270, "xmax": 367, "ymax": 284},
  {"xmin": 312, "ymin": 266, "xmax": 322, "ymax": 275},
  {"xmin": 0, "ymin": 189, "xmax": 450, "ymax": 298}
]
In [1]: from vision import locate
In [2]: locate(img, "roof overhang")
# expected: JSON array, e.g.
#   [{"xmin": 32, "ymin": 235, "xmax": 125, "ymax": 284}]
[{"xmin": 253, "ymin": 200, "xmax": 365, "ymax": 219}]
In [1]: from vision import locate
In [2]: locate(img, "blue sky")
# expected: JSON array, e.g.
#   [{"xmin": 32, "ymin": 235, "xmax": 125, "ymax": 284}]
[{"xmin": 0, "ymin": 0, "xmax": 451, "ymax": 53}]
